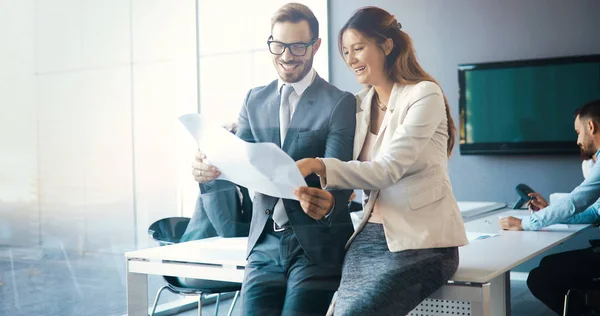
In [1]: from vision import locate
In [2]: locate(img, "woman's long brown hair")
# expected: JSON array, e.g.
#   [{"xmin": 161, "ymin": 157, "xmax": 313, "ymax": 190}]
[{"xmin": 338, "ymin": 6, "xmax": 456, "ymax": 156}]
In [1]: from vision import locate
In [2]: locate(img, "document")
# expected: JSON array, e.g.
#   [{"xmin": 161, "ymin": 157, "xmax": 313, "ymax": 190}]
[
  {"xmin": 179, "ymin": 114, "xmax": 307, "ymax": 200},
  {"xmin": 498, "ymin": 215, "xmax": 570, "ymax": 231},
  {"xmin": 466, "ymin": 231, "xmax": 499, "ymax": 242}
]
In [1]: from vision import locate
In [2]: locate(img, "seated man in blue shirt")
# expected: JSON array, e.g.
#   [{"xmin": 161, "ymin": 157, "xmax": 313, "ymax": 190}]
[
  {"xmin": 500, "ymin": 99, "xmax": 600, "ymax": 315},
  {"xmin": 500, "ymin": 99, "xmax": 600, "ymax": 231},
  {"xmin": 524, "ymin": 154, "xmax": 600, "ymax": 226}
]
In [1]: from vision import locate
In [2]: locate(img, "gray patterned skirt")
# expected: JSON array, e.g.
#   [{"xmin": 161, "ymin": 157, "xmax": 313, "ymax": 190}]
[{"xmin": 333, "ymin": 222, "xmax": 459, "ymax": 316}]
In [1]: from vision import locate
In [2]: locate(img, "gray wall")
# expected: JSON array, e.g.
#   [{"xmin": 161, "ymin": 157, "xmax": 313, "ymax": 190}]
[{"xmin": 329, "ymin": 0, "xmax": 600, "ymax": 203}]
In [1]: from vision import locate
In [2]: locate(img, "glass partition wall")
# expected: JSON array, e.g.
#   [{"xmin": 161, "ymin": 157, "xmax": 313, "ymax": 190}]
[{"xmin": 0, "ymin": 1, "xmax": 327, "ymax": 315}]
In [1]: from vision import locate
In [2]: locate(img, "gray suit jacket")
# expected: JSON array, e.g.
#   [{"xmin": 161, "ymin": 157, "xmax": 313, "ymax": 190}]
[{"xmin": 237, "ymin": 74, "xmax": 356, "ymax": 265}]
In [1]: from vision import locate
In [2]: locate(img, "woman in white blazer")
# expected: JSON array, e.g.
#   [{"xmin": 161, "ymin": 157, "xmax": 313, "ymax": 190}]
[{"xmin": 294, "ymin": 7, "xmax": 468, "ymax": 316}]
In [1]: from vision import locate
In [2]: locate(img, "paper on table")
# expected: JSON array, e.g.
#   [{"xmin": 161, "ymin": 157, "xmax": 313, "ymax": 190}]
[
  {"xmin": 466, "ymin": 231, "xmax": 499, "ymax": 242},
  {"xmin": 498, "ymin": 215, "xmax": 570, "ymax": 231},
  {"xmin": 179, "ymin": 114, "xmax": 306, "ymax": 200}
]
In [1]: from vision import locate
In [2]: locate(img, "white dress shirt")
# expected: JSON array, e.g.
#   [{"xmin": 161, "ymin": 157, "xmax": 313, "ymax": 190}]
[
  {"xmin": 277, "ymin": 68, "xmax": 316, "ymax": 119},
  {"xmin": 274, "ymin": 68, "xmax": 316, "ymax": 225}
]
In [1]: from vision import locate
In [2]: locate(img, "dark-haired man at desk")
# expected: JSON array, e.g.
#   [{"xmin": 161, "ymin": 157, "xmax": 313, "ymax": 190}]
[
  {"xmin": 500, "ymin": 99, "xmax": 600, "ymax": 315},
  {"xmin": 520, "ymin": 150, "xmax": 600, "ymax": 226}
]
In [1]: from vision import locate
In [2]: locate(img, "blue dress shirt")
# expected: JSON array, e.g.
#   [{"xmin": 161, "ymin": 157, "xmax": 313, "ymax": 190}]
[
  {"xmin": 562, "ymin": 201, "xmax": 600, "ymax": 225},
  {"xmin": 522, "ymin": 150, "xmax": 600, "ymax": 230}
]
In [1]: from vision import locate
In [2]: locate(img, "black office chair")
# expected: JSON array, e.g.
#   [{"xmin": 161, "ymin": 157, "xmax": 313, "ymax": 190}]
[
  {"xmin": 148, "ymin": 217, "xmax": 241, "ymax": 316},
  {"xmin": 563, "ymin": 289, "xmax": 600, "ymax": 316},
  {"xmin": 148, "ymin": 217, "xmax": 190, "ymax": 246},
  {"xmin": 563, "ymin": 239, "xmax": 600, "ymax": 316}
]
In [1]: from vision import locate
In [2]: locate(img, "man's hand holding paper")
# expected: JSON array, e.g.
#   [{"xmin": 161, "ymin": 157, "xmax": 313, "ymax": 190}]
[
  {"xmin": 192, "ymin": 151, "xmax": 221, "ymax": 183},
  {"xmin": 181, "ymin": 114, "xmax": 307, "ymax": 200}
]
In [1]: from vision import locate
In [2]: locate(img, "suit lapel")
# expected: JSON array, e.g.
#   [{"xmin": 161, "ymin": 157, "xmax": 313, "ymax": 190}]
[
  {"xmin": 281, "ymin": 76, "xmax": 322, "ymax": 152},
  {"xmin": 265, "ymin": 86, "xmax": 282, "ymax": 146},
  {"xmin": 353, "ymin": 88, "xmax": 374, "ymax": 160}
]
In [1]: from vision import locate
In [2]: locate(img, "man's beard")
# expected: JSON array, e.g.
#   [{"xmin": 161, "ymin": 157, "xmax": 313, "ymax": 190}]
[
  {"xmin": 277, "ymin": 56, "xmax": 314, "ymax": 83},
  {"xmin": 580, "ymin": 138, "xmax": 596, "ymax": 160},
  {"xmin": 580, "ymin": 147, "xmax": 594, "ymax": 160}
]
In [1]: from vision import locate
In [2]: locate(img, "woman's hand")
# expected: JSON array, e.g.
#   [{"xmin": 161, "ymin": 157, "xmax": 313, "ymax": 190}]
[
  {"xmin": 296, "ymin": 158, "xmax": 321, "ymax": 177},
  {"xmin": 294, "ymin": 187, "xmax": 334, "ymax": 220}
]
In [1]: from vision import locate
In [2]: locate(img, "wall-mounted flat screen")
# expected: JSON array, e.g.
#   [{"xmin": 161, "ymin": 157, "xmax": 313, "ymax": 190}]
[{"xmin": 459, "ymin": 55, "xmax": 600, "ymax": 155}]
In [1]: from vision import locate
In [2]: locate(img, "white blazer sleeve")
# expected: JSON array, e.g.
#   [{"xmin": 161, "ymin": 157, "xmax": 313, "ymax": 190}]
[{"xmin": 322, "ymin": 82, "xmax": 445, "ymax": 190}]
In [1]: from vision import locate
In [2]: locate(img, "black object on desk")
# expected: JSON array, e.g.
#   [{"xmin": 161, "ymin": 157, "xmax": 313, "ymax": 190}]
[{"xmin": 512, "ymin": 183, "xmax": 536, "ymax": 209}]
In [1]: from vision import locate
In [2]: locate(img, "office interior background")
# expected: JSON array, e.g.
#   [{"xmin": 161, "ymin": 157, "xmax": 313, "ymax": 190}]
[{"xmin": 1, "ymin": 0, "xmax": 599, "ymax": 315}]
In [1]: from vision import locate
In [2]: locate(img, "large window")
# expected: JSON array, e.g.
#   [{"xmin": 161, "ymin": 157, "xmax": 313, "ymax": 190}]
[
  {"xmin": 0, "ymin": 2, "xmax": 329, "ymax": 315},
  {"xmin": 197, "ymin": 0, "xmax": 329, "ymax": 124}
]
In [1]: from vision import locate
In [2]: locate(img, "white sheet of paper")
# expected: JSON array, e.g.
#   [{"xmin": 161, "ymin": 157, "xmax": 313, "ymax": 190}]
[
  {"xmin": 179, "ymin": 114, "xmax": 307, "ymax": 200},
  {"xmin": 466, "ymin": 231, "xmax": 499, "ymax": 242},
  {"xmin": 498, "ymin": 215, "xmax": 570, "ymax": 231}
]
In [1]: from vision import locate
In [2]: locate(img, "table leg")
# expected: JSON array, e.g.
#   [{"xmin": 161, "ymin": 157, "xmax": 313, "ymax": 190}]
[
  {"xmin": 126, "ymin": 259, "xmax": 148, "ymax": 316},
  {"xmin": 472, "ymin": 272, "xmax": 510, "ymax": 316},
  {"xmin": 489, "ymin": 272, "xmax": 510, "ymax": 316},
  {"xmin": 496, "ymin": 272, "xmax": 510, "ymax": 316},
  {"xmin": 470, "ymin": 282, "xmax": 491, "ymax": 316}
]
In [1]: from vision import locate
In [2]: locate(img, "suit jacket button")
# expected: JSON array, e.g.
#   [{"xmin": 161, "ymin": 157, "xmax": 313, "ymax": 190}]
[{"xmin": 265, "ymin": 209, "xmax": 270, "ymax": 215}]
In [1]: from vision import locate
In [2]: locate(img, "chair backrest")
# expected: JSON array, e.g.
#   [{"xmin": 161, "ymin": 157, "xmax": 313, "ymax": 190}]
[{"xmin": 147, "ymin": 217, "xmax": 191, "ymax": 246}]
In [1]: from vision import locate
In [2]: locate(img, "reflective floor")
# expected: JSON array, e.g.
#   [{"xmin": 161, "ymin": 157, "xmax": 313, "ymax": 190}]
[
  {"xmin": 0, "ymin": 244, "xmax": 175, "ymax": 316},
  {"xmin": 0, "ymin": 244, "xmax": 551, "ymax": 316}
]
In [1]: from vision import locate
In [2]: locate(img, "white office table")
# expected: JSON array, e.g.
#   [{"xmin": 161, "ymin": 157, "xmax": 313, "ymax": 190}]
[
  {"xmin": 125, "ymin": 209, "xmax": 591, "ymax": 316},
  {"xmin": 125, "ymin": 237, "xmax": 247, "ymax": 315},
  {"xmin": 434, "ymin": 209, "xmax": 589, "ymax": 315}
]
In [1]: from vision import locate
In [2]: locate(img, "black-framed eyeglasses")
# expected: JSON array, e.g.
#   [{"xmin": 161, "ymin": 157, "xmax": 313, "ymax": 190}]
[{"xmin": 267, "ymin": 36, "xmax": 317, "ymax": 57}]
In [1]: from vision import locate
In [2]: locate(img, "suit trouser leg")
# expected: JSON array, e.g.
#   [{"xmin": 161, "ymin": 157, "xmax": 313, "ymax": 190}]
[
  {"xmin": 242, "ymin": 227, "xmax": 341, "ymax": 316},
  {"xmin": 526, "ymin": 247, "xmax": 600, "ymax": 315},
  {"xmin": 282, "ymin": 254, "xmax": 340, "ymax": 315},
  {"xmin": 242, "ymin": 232, "xmax": 287, "ymax": 316}
]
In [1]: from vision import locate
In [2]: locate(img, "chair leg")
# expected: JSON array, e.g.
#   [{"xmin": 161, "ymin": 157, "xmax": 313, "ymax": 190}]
[
  {"xmin": 227, "ymin": 291, "xmax": 240, "ymax": 316},
  {"xmin": 214, "ymin": 293, "xmax": 221, "ymax": 316},
  {"xmin": 563, "ymin": 289, "xmax": 591, "ymax": 316},
  {"xmin": 563, "ymin": 291, "xmax": 569, "ymax": 316},
  {"xmin": 198, "ymin": 294, "xmax": 202, "ymax": 316},
  {"xmin": 150, "ymin": 285, "xmax": 170, "ymax": 316}
]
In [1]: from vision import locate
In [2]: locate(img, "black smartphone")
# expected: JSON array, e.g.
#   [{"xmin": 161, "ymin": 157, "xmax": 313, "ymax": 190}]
[
  {"xmin": 512, "ymin": 184, "xmax": 536, "ymax": 209},
  {"xmin": 516, "ymin": 183, "xmax": 535, "ymax": 202}
]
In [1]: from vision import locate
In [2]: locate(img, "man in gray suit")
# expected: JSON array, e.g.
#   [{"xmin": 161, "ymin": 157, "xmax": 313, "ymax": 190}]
[{"xmin": 192, "ymin": 3, "xmax": 355, "ymax": 315}]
